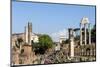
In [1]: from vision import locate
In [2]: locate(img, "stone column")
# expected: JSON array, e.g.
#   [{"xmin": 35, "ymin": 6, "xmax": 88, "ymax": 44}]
[
  {"xmin": 88, "ymin": 23, "xmax": 91, "ymax": 45},
  {"xmin": 28, "ymin": 22, "xmax": 30, "ymax": 45},
  {"xmin": 24, "ymin": 26, "xmax": 26, "ymax": 42},
  {"xmin": 25, "ymin": 26, "xmax": 28, "ymax": 43},
  {"xmin": 28, "ymin": 22, "xmax": 32, "ymax": 45},
  {"xmin": 80, "ymin": 23, "xmax": 82, "ymax": 45},
  {"xmin": 70, "ymin": 37, "xmax": 74, "ymax": 58},
  {"xmin": 24, "ymin": 26, "xmax": 26, "ymax": 43},
  {"xmin": 29, "ymin": 32, "xmax": 32, "ymax": 45},
  {"xmin": 84, "ymin": 23, "xmax": 87, "ymax": 45},
  {"xmin": 69, "ymin": 28, "xmax": 74, "ymax": 58},
  {"xmin": 90, "ymin": 49, "xmax": 92, "ymax": 56}
]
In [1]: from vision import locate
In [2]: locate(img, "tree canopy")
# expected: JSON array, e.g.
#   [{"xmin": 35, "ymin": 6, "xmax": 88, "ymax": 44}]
[
  {"xmin": 39, "ymin": 34, "xmax": 53, "ymax": 48},
  {"xmin": 32, "ymin": 34, "xmax": 53, "ymax": 54}
]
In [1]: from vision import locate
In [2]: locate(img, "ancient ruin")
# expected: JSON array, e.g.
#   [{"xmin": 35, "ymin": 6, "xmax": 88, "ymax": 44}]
[{"xmin": 12, "ymin": 17, "xmax": 96, "ymax": 66}]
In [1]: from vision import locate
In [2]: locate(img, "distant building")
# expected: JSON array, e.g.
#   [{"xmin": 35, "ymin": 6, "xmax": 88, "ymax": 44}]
[{"xmin": 59, "ymin": 36, "xmax": 66, "ymax": 43}]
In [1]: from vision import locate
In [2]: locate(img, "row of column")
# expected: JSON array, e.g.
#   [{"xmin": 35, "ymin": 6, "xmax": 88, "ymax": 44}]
[
  {"xmin": 80, "ymin": 49, "xmax": 96, "ymax": 56},
  {"xmin": 80, "ymin": 23, "xmax": 91, "ymax": 45},
  {"xmin": 68, "ymin": 17, "xmax": 92, "ymax": 58}
]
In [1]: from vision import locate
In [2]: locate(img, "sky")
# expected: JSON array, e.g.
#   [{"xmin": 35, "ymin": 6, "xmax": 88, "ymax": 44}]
[{"xmin": 12, "ymin": 1, "xmax": 96, "ymax": 42}]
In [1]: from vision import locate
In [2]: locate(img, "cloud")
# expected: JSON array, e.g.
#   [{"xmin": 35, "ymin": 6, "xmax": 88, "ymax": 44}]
[{"xmin": 50, "ymin": 29, "xmax": 69, "ymax": 42}]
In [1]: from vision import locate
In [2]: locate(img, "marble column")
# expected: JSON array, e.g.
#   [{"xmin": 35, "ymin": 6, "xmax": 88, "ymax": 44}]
[
  {"xmin": 25, "ymin": 26, "xmax": 28, "ymax": 43},
  {"xmin": 80, "ymin": 23, "xmax": 83, "ymax": 45},
  {"xmin": 69, "ymin": 29, "xmax": 74, "ymax": 58},
  {"xmin": 24, "ymin": 26, "xmax": 26, "ymax": 43},
  {"xmin": 84, "ymin": 23, "xmax": 87, "ymax": 45},
  {"xmin": 28, "ymin": 22, "xmax": 32, "ymax": 45},
  {"xmin": 70, "ymin": 37, "xmax": 74, "ymax": 58},
  {"xmin": 88, "ymin": 23, "xmax": 91, "ymax": 45}
]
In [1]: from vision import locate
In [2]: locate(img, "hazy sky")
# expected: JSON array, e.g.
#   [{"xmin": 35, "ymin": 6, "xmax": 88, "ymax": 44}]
[{"xmin": 12, "ymin": 1, "xmax": 96, "ymax": 42}]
